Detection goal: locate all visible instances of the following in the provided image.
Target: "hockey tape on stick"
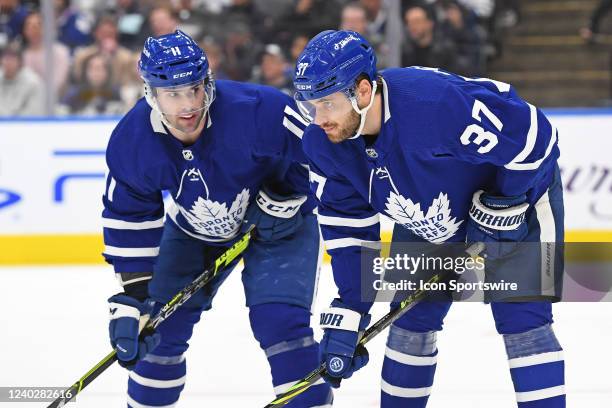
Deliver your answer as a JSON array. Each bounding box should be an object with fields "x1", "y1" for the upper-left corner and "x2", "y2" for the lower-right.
[
  {"x1": 262, "y1": 243, "x2": 484, "y2": 407},
  {"x1": 47, "y1": 226, "x2": 256, "y2": 408}
]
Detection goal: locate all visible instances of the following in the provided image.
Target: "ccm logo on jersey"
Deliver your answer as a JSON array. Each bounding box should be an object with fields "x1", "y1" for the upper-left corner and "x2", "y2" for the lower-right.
[
  {"x1": 469, "y1": 190, "x2": 528, "y2": 231},
  {"x1": 173, "y1": 71, "x2": 192, "y2": 79}
]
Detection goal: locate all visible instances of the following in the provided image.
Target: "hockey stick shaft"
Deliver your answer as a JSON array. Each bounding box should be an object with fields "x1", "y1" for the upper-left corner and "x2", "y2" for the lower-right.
[
  {"x1": 263, "y1": 273, "x2": 438, "y2": 407},
  {"x1": 47, "y1": 227, "x2": 255, "y2": 408},
  {"x1": 264, "y1": 243, "x2": 484, "y2": 407}
]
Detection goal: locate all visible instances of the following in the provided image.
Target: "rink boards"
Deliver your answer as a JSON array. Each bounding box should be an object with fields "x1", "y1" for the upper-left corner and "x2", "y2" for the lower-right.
[{"x1": 0, "y1": 110, "x2": 611, "y2": 264}]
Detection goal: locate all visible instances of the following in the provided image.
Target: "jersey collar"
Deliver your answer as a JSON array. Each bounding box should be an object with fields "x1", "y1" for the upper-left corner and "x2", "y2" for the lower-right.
[{"x1": 381, "y1": 76, "x2": 391, "y2": 124}]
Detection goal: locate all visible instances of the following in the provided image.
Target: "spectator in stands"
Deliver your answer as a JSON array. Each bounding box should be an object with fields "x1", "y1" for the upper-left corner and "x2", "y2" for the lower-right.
[
  {"x1": 61, "y1": 52, "x2": 123, "y2": 115},
  {"x1": 104, "y1": 0, "x2": 148, "y2": 51},
  {"x1": 340, "y1": 2, "x2": 369, "y2": 35},
  {"x1": 402, "y1": 4, "x2": 474, "y2": 75},
  {"x1": 22, "y1": 11, "x2": 71, "y2": 95},
  {"x1": 360, "y1": 0, "x2": 403, "y2": 67},
  {"x1": 148, "y1": 2, "x2": 179, "y2": 38},
  {"x1": 436, "y1": 0, "x2": 484, "y2": 74},
  {"x1": 219, "y1": 0, "x2": 268, "y2": 41},
  {"x1": 55, "y1": 0, "x2": 94, "y2": 51},
  {"x1": 251, "y1": 43, "x2": 292, "y2": 95},
  {"x1": 289, "y1": 33, "x2": 310, "y2": 64},
  {"x1": 273, "y1": 0, "x2": 342, "y2": 44},
  {"x1": 222, "y1": 20, "x2": 263, "y2": 81},
  {"x1": 0, "y1": 0, "x2": 30, "y2": 49},
  {"x1": 580, "y1": 0, "x2": 612, "y2": 44},
  {"x1": 200, "y1": 37, "x2": 229, "y2": 80},
  {"x1": 72, "y1": 14, "x2": 136, "y2": 89},
  {"x1": 455, "y1": 0, "x2": 494, "y2": 21},
  {"x1": 0, "y1": 41, "x2": 44, "y2": 116},
  {"x1": 173, "y1": 0, "x2": 212, "y2": 41}
]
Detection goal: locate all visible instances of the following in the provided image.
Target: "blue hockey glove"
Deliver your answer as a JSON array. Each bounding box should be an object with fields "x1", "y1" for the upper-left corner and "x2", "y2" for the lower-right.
[
  {"x1": 319, "y1": 299, "x2": 371, "y2": 388},
  {"x1": 241, "y1": 187, "x2": 307, "y2": 241},
  {"x1": 108, "y1": 289, "x2": 160, "y2": 370},
  {"x1": 466, "y1": 190, "x2": 529, "y2": 258}
]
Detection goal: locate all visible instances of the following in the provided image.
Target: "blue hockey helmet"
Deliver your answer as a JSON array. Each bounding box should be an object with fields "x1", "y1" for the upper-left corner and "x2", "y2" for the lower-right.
[
  {"x1": 293, "y1": 30, "x2": 378, "y2": 139},
  {"x1": 139, "y1": 30, "x2": 215, "y2": 133},
  {"x1": 139, "y1": 30, "x2": 208, "y2": 88},
  {"x1": 293, "y1": 30, "x2": 377, "y2": 102}
]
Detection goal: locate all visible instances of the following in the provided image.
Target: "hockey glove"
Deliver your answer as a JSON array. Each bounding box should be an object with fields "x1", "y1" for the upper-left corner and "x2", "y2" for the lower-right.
[
  {"x1": 319, "y1": 299, "x2": 371, "y2": 388},
  {"x1": 241, "y1": 187, "x2": 307, "y2": 241},
  {"x1": 108, "y1": 280, "x2": 160, "y2": 370},
  {"x1": 466, "y1": 190, "x2": 529, "y2": 258}
]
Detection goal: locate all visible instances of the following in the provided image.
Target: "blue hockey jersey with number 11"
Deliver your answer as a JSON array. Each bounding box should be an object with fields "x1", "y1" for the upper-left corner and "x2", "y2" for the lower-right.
[
  {"x1": 302, "y1": 67, "x2": 560, "y2": 311},
  {"x1": 101, "y1": 80, "x2": 310, "y2": 274}
]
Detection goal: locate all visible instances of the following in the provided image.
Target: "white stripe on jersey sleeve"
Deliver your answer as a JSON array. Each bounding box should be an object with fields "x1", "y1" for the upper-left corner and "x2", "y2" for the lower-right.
[
  {"x1": 325, "y1": 237, "x2": 381, "y2": 250},
  {"x1": 284, "y1": 105, "x2": 309, "y2": 127},
  {"x1": 107, "y1": 176, "x2": 117, "y2": 202},
  {"x1": 317, "y1": 213, "x2": 379, "y2": 228},
  {"x1": 505, "y1": 103, "x2": 538, "y2": 166},
  {"x1": 283, "y1": 117, "x2": 304, "y2": 139},
  {"x1": 505, "y1": 108, "x2": 557, "y2": 171},
  {"x1": 102, "y1": 217, "x2": 165, "y2": 230}
]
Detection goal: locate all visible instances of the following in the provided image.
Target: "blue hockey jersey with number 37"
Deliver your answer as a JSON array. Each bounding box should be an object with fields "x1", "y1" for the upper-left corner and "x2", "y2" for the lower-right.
[
  {"x1": 302, "y1": 67, "x2": 560, "y2": 311},
  {"x1": 101, "y1": 80, "x2": 310, "y2": 274}
]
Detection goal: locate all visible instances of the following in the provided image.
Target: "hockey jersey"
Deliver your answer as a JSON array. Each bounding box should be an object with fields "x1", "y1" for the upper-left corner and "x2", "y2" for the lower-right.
[
  {"x1": 102, "y1": 80, "x2": 310, "y2": 274},
  {"x1": 302, "y1": 67, "x2": 560, "y2": 312}
]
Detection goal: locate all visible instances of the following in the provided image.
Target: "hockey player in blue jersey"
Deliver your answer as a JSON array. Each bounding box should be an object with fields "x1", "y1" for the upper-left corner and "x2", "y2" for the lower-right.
[
  {"x1": 102, "y1": 30, "x2": 332, "y2": 407},
  {"x1": 293, "y1": 30, "x2": 565, "y2": 407}
]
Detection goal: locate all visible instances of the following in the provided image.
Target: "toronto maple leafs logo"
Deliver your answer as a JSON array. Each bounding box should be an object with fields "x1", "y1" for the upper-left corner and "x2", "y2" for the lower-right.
[
  {"x1": 178, "y1": 188, "x2": 250, "y2": 239},
  {"x1": 385, "y1": 191, "x2": 463, "y2": 243}
]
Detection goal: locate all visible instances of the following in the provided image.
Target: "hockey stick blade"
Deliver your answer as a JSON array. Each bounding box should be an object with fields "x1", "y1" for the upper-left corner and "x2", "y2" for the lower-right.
[
  {"x1": 47, "y1": 226, "x2": 255, "y2": 407},
  {"x1": 263, "y1": 242, "x2": 485, "y2": 407}
]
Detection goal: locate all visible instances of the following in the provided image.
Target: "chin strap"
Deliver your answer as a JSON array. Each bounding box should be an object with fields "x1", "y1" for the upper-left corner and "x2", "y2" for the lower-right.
[
  {"x1": 144, "y1": 83, "x2": 209, "y2": 133},
  {"x1": 349, "y1": 80, "x2": 378, "y2": 140}
]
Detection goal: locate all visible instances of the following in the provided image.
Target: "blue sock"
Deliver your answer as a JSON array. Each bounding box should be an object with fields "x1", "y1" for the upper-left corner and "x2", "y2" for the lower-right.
[
  {"x1": 504, "y1": 324, "x2": 565, "y2": 407},
  {"x1": 381, "y1": 324, "x2": 438, "y2": 408},
  {"x1": 250, "y1": 303, "x2": 333, "y2": 407}
]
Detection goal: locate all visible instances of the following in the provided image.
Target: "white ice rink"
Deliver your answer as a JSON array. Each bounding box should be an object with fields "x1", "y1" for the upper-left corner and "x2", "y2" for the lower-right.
[{"x1": 1, "y1": 264, "x2": 611, "y2": 407}]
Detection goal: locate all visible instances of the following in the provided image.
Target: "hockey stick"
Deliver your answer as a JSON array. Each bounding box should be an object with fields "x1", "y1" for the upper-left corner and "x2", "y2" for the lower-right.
[
  {"x1": 263, "y1": 243, "x2": 484, "y2": 407},
  {"x1": 47, "y1": 226, "x2": 256, "y2": 408}
]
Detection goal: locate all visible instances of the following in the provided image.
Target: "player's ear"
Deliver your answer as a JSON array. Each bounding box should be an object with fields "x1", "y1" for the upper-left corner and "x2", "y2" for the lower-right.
[{"x1": 356, "y1": 78, "x2": 372, "y2": 105}]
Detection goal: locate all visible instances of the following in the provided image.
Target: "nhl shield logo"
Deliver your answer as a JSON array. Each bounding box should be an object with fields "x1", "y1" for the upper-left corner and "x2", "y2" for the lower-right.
[{"x1": 182, "y1": 149, "x2": 194, "y2": 161}]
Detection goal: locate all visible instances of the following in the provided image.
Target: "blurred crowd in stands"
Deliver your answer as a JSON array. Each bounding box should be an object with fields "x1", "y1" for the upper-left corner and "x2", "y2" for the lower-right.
[{"x1": 0, "y1": 0, "x2": 521, "y2": 116}]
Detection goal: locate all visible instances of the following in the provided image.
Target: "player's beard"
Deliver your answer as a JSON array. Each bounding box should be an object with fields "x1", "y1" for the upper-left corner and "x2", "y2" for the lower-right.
[{"x1": 324, "y1": 109, "x2": 361, "y2": 143}]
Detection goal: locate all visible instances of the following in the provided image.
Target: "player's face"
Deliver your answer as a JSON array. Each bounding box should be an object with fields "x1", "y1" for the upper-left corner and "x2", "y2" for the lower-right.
[
  {"x1": 155, "y1": 80, "x2": 209, "y2": 133},
  {"x1": 298, "y1": 91, "x2": 360, "y2": 143}
]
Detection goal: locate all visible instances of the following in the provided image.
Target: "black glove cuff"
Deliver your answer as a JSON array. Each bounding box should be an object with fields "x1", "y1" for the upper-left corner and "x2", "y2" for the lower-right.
[{"x1": 123, "y1": 280, "x2": 149, "y2": 302}]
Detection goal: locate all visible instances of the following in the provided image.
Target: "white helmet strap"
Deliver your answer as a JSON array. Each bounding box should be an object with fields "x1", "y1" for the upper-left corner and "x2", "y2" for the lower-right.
[
  {"x1": 143, "y1": 81, "x2": 210, "y2": 133},
  {"x1": 349, "y1": 79, "x2": 377, "y2": 140}
]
